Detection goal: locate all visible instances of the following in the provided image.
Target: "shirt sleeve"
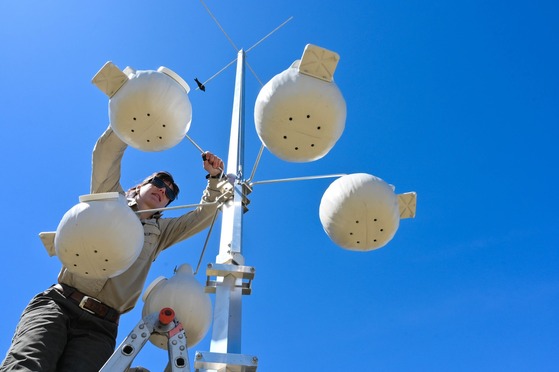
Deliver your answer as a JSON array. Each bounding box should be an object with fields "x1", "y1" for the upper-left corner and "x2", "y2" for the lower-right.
[
  {"x1": 155, "y1": 177, "x2": 223, "y2": 251},
  {"x1": 91, "y1": 126, "x2": 127, "y2": 194}
]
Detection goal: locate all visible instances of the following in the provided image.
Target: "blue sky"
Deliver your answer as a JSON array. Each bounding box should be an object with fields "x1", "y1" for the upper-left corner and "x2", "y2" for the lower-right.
[{"x1": 1, "y1": 0, "x2": 558, "y2": 371}]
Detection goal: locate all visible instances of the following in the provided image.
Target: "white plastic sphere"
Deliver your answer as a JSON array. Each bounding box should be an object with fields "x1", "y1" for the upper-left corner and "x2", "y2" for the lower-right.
[
  {"x1": 319, "y1": 174, "x2": 400, "y2": 251},
  {"x1": 109, "y1": 67, "x2": 191, "y2": 152},
  {"x1": 54, "y1": 193, "x2": 144, "y2": 279},
  {"x1": 142, "y1": 264, "x2": 212, "y2": 349},
  {"x1": 254, "y1": 65, "x2": 346, "y2": 162}
]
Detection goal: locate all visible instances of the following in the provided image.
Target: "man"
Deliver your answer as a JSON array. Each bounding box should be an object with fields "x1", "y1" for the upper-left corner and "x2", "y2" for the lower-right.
[{"x1": 1, "y1": 126, "x2": 225, "y2": 371}]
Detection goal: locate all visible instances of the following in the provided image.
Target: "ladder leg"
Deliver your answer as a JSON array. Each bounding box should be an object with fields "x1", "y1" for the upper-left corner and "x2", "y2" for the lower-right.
[
  {"x1": 100, "y1": 309, "x2": 191, "y2": 372},
  {"x1": 167, "y1": 322, "x2": 190, "y2": 371},
  {"x1": 100, "y1": 313, "x2": 158, "y2": 372}
]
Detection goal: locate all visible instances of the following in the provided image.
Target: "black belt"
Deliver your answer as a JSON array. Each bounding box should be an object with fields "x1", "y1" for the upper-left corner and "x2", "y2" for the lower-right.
[{"x1": 57, "y1": 284, "x2": 120, "y2": 324}]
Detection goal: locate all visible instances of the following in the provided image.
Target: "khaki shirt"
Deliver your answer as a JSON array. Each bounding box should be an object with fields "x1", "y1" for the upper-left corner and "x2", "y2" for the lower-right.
[{"x1": 54, "y1": 127, "x2": 221, "y2": 313}]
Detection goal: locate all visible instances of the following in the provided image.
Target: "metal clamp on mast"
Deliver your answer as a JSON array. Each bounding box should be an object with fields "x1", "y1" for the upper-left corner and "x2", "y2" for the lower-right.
[{"x1": 205, "y1": 263, "x2": 255, "y2": 296}]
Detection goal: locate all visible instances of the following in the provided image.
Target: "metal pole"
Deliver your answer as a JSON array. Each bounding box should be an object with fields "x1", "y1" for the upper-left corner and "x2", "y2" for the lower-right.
[{"x1": 209, "y1": 49, "x2": 246, "y2": 354}]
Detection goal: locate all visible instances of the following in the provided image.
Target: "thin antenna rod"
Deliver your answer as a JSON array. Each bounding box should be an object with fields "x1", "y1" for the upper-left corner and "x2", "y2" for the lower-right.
[
  {"x1": 199, "y1": 0, "x2": 239, "y2": 52},
  {"x1": 133, "y1": 200, "x2": 219, "y2": 215},
  {"x1": 194, "y1": 207, "x2": 220, "y2": 275},
  {"x1": 246, "y1": 16, "x2": 294, "y2": 53},
  {"x1": 245, "y1": 61, "x2": 264, "y2": 87},
  {"x1": 250, "y1": 174, "x2": 347, "y2": 187},
  {"x1": 185, "y1": 133, "x2": 205, "y2": 154},
  {"x1": 198, "y1": 56, "x2": 238, "y2": 89},
  {"x1": 247, "y1": 144, "x2": 265, "y2": 183},
  {"x1": 195, "y1": 16, "x2": 293, "y2": 89},
  {"x1": 243, "y1": 16, "x2": 294, "y2": 87},
  {"x1": 199, "y1": 54, "x2": 263, "y2": 89},
  {"x1": 185, "y1": 133, "x2": 226, "y2": 176}
]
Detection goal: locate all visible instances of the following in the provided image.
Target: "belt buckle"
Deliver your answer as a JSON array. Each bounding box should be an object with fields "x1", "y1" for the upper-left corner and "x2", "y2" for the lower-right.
[{"x1": 79, "y1": 295, "x2": 100, "y2": 315}]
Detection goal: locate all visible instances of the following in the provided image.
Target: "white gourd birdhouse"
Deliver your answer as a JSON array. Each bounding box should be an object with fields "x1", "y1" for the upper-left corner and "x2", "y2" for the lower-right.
[
  {"x1": 92, "y1": 62, "x2": 192, "y2": 152},
  {"x1": 319, "y1": 174, "x2": 417, "y2": 251},
  {"x1": 254, "y1": 44, "x2": 346, "y2": 162},
  {"x1": 54, "y1": 192, "x2": 144, "y2": 279},
  {"x1": 142, "y1": 264, "x2": 212, "y2": 349}
]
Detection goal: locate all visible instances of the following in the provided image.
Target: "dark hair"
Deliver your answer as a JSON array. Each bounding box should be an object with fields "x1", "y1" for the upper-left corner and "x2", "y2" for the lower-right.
[{"x1": 125, "y1": 171, "x2": 180, "y2": 206}]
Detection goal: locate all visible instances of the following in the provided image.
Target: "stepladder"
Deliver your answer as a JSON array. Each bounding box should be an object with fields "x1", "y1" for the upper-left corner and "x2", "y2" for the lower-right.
[{"x1": 100, "y1": 307, "x2": 190, "y2": 372}]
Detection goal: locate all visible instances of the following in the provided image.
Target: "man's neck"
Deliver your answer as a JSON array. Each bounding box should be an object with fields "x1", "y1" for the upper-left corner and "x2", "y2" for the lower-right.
[{"x1": 129, "y1": 197, "x2": 156, "y2": 220}]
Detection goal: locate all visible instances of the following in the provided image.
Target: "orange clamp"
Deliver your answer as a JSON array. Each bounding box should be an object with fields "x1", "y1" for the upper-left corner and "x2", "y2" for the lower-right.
[{"x1": 159, "y1": 307, "x2": 175, "y2": 325}]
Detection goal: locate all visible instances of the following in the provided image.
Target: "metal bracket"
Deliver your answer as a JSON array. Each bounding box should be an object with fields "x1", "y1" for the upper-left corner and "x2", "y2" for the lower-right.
[
  {"x1": 205, "y1": 263, "x2": 255, "y2": 295},
  {"x1": 193, "y1": 351, "x2": 258, "y2": 372},
  {"x1": 241, "y1": 183, "x2": 252, "y2": 213}
]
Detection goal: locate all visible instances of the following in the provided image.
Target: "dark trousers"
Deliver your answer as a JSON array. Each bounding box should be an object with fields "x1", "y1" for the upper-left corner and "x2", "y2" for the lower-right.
[{"x1": 0, "y1": 286, "x2": 118, "y2": 372}]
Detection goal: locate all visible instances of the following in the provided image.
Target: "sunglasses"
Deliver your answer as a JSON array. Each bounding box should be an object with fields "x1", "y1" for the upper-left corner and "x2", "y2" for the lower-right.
[{"x1": 149, "y1": 176, "x2": 176, "y2": 202}]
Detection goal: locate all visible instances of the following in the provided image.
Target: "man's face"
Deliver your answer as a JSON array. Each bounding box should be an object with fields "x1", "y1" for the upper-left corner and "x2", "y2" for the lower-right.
[{"x1": 136, "y1": 178, "x2": 174, "y2": 210}]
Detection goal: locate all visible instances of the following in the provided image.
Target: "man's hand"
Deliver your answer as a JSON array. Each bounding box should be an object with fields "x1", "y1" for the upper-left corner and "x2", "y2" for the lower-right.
[{"x1": 203, "y1": 151, "x2": 224, "y2": 177}]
